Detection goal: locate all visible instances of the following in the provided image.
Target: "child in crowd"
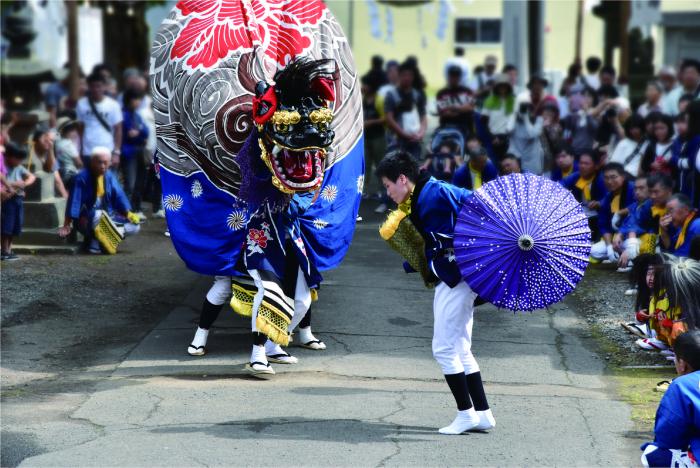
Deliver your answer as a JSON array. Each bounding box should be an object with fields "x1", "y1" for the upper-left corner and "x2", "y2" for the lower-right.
[
  {"x1": 641, "y1": 330, "x2": 700, "y2": 468},
  {"x1": 621, "y1": 254, "x2": 663, "y2": 338},
  {"x1": 54, "y1": 117, "x2": 83, "y2": 189},
  {"x1": 420, "y1": 140, "x2": 459, "y2": 182},
  {"x1": 1, "y1": 142, "x2": 36, "y2": 260},
  {"x1": 550, "y1": 147, "x2": 577, "y2": 183}
]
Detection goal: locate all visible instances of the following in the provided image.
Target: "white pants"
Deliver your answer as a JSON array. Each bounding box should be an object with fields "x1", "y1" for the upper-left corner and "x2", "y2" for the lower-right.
[
  {"x1": 206, "y1": 269, "x2": 311, "y2": 332},
  {"x1": 432, "y1": 281, "x2": 479, "y2": 375},
  {"x1": 590, "y1": 238, "x2": 639, "y2": 262}
]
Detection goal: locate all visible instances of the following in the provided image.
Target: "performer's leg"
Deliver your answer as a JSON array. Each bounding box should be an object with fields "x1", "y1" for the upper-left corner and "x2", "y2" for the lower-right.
[
  {"x1": 456, "y1": 285, "x2": 496, "y2": 430},
  {"x1": 263, "y1": 269, "x2": 306, "y2": 365},
  {"x1": 188, "y1": 276, "x2": 230, "y2": 356},
  {"x1": 433, "y1": 282, "x2": 480, "y2": 435},
  {"x1": 245, "y1": 270, "x2": 274, "y2": 376}
]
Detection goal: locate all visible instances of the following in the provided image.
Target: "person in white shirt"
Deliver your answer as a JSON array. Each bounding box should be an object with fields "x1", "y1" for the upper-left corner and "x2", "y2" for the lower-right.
[
  {"x1": 663, "y1": 59, "x2": 700, "y2": 116},
  {"x1": 581, "y1": 56, "x2": 602, "y2": 91},
  {"x1": 443, "y1": 47, "x2": 471, "y2": 89},
  {"x1": 610, "y1": 114, "x2": 648, "y2": 176},
  {"x1": 76, "y1": 73, "x2": 123, "y2": 168},
  {"x1": 637, "y1": 81, "x2": 664, "y2": 118}
]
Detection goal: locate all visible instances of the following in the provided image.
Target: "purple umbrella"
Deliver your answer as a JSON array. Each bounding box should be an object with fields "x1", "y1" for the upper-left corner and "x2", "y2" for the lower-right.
[{"x1": 454, "y1": 173, "x2": 591, "y2": 311}]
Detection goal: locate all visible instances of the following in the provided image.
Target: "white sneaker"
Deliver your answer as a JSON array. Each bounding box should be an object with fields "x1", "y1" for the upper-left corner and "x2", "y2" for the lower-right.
[
  {"x1": 135, "y1": 211, "x2": 148, "y2": 222},
  {"x1": 153, "y1": 209, "x2": 166, "y2": 219},
  {"x1": 616, "y1": 266, "x2": 632, "y2": 273},
  {"x1": 164, "y1": 230, "x2": 170, "y2": 237},
  {"x1": 438, "y1": 408, "x2": 480, "y2": 435},
  {"x1": 374, "y1": 203, "x2": 388, "y2": 214},
  {"x1": 474, "y1": 409, "x2": 496, "y2": 431},
  {"x1": 624, "y1": 288, "x2": 637, "y2": 296}
]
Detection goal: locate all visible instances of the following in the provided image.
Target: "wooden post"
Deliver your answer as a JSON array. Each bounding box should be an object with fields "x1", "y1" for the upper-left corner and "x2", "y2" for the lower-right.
[
  {"x1": 574, "y1": 0, "x2": 584, "y2": 65},
  {"x1": 65, "y1": 0, "x2": 80, "y2": 102}
]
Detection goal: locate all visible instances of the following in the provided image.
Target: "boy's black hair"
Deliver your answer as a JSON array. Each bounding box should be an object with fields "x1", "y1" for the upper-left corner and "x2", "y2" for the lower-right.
[
  {"x1": 646, "y1": 173, "x2": 673, "y2": 191},
  {"x1": 398, "y1": 61, "x2": 414, "y2": 74},
  {"x1": 623, "y1": 114, "x2": 645, "y2": 139},
  {"x1": 123, "y1": 88, "x2": 144, "y2": 105},
  {"x1": 502, "y1": 64, "x2": 517, "y2": 73},
  {"x1": 680, "y1": 58, "x2": 700, "y2": 74},
  {"x1": 673, "y1": 330, "x2": 700, "y2": 370},
  {"x1": 579, "y1": 149, "x2": 600, "y2": 165},
  {"x1": 600, "y1": 64, "x2": 616, "y2": 76},
  {"x1": 4, "y1": 141, "x2": 28, "y2": 160},
  {"x1": 585, "y1": 56, "x2": 602, "y2": 73},
  {"x1": 602, "y1": 162, "x2": 625, "y2": 176},
  {"x1": 376, "y1": 150, "x2": 419, "y2": 183},
  {"x1": 86, "y1": 72, "x2": 105, "y2": 85}
]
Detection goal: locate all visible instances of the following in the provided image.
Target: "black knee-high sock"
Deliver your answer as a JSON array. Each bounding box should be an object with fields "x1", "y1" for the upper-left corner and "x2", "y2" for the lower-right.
[
  {"x1": 198, "y1": 299, "x2": 224, "y2": 329},
  {"x1": 465, "y1": 371, "x2": 489, "y2": 411},
  {"x1": 252, "y1": 332, "x2": 267, "y2": 346},
  {"x1": 299, "y1": 308, "x2": 311, "y2": 328},
  {"x1": 444, "y1": 373, "x2": 472, "y2": 411}
]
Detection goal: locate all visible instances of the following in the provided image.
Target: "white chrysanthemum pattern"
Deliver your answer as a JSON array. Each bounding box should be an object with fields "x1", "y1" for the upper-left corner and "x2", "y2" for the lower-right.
[
  {"x1": 312, "y1": 218, "x2": 329, "y2": 230},
  {"x1": 191, "y1": 180, "x2": 203, "y2": 198},
  {"x1": 163, "y1": 194, "x2": 184, "y2": 211},
  {"x1": 356, "y1": 175, "x2": 364, "y2": 194},
  {"x1": 226, "y1": 210, "x2": 246, "y2": 231},
  {"x1": 320, "y1": 184, "x2": 338, "y2": 202}
]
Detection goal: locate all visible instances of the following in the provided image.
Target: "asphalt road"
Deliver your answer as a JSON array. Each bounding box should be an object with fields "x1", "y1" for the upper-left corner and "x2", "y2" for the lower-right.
[{"x1": 3, "y1": 206, "x2": 640, "y2": 466}]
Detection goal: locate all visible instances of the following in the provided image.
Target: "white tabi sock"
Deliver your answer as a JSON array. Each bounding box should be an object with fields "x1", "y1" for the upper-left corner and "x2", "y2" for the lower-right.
[
  {"x1": 251, "y1": 344, "x2": 267, "y2": 365},
  {"x1": 299, "y1": 326, "x2": 316, "y2": 344},
  {"x1": 264, "y1": 340, "x2": 284, "y2": 356},
  {"x1": 438, "y1": 408, "x2": 480, "y2": 435},
  {"x1": 475, "y1": 409, "x2": 496, "y2": 431},
  {"x1": 191, "y1": 327, "x2": 209, "y2": 348}
]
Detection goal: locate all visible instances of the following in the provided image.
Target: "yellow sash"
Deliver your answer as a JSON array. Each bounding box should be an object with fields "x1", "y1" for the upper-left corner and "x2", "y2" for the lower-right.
[
  {"x1": 96, "y1": 175, "x2": 105, "y2": 197},
  {"x1": 611, "y1": 192, "x2": 621, "y2": 213},
  {"x1": 469, "y1": 162, "x2": 483, "y2": 190},
  {"x1": 562, "y1": 166, "x2": 573, "y2": 178},
  {"x1": 675, "y1": 212, "x2": 696, "y2": 250},
  {"x1": 575, "y1": 176, "x2": 594, "y2": 201}
]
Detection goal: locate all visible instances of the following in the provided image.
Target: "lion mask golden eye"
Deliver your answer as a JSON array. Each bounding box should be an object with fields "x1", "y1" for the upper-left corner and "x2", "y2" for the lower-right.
[{"x1": 275, "y1": 123, "x2": 290, "y2": 133}]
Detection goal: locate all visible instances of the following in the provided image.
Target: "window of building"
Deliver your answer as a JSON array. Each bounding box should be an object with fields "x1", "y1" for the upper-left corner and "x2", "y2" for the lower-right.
[{"x1": 454, "y1": 18, "x2": 502, "y2": 44}]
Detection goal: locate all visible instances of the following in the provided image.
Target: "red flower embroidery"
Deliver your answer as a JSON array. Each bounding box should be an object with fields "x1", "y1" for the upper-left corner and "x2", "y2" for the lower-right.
[
  {"x1": 171, "y1": 0, "x2": 326, "y2": 70},
  {"x1": 248, "y1": 228, "x2": 268, "y2": 248}
]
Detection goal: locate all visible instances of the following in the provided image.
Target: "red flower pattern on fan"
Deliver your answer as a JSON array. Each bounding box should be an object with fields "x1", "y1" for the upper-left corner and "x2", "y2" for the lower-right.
[{"x1": 171, "y1": 0, "x2": 326, "y2": 70}]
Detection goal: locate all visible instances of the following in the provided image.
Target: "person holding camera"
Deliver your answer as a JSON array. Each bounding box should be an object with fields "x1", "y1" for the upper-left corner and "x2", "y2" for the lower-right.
[{"x1": 507, "y1": 100, "x2": 544, "y2": 175}]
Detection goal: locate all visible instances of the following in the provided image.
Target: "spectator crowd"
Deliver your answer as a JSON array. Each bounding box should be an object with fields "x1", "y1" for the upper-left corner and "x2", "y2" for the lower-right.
[{"x1": 1, "y1": 64, "x2": 162, "y2": 259}]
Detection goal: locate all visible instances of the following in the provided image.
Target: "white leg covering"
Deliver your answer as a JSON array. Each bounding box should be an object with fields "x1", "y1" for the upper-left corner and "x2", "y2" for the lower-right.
[
  {"x1": 205, "y1": 276, "x2": 232, "y2": 306},
  {"x1": 248, "y1": 269, "x2": 266, "y2": 333},
  {"x1": 432, "y1": 281, "x2": 478, "y2": 375},
  {"x1": 590, "y1": 240, "x2": 608, "y2": 261},
  {"x1": 123, "y1": 222, "x2": 140, "y2": 236},
  {"x1": 287, "y1": 267, "x2": 311, "y2": 333}
]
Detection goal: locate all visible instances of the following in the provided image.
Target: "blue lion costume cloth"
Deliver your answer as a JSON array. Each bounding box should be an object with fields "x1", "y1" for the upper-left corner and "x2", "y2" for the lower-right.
[{"x1": 150, "y1": 0, "x2": 364, "y2": 346}]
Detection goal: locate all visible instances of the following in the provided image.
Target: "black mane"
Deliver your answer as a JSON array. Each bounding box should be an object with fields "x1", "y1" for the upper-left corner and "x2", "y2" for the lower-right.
[{"x1": 274, "y1": 57, "x2": 336, "y2": 102}]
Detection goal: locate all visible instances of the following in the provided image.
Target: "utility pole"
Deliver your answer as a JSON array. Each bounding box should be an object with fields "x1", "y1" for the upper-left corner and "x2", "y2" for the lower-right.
[
  {"x1": 618, "y1": 0, "x2": 630, "y2": 84},
  {"x1": 66, "y1": 0, "x2": 80, "y2": 102},
  {"x1": 574, "y1": 0, "x2": 584, "y2": 65}
]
